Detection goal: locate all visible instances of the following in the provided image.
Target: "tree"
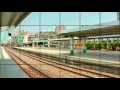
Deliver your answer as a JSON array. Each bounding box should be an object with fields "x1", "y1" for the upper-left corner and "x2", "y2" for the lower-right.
[
  {"x1": 86, "y1": 42, "x2": 93, "y2": 49},
  {"x1": 96, "y1": 41, "x2": 103, "y2": 50},
  {"x1": 111, "y1": 42, "x2": 119, "y2": 50}
]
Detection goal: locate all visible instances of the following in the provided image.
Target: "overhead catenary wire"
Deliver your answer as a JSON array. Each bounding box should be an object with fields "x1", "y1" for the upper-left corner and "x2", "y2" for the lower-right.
[
  {"x1": 2, "y1": 12, "x2": 116, "y2": 44},
  {"x1": 42, "y1": 12, "x2": 104, "y2": 31},
  {"x1": 14, "y1": 12, "x2": 106, "y2": 32},
  {"x1": 19, "y1": 12, "x2": 100, "y2": 31}
]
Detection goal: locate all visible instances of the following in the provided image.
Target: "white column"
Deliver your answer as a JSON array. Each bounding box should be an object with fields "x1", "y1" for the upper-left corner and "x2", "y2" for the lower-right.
[
  {"x1": 48, "y1": 41, "x2": 50, "y2": 48},
  {"x1": 107, "y1": 38, "x2": 109, "y2": 51},
  {"x1": 37, "y1": 42, "x2": 38, "y2": 47},
  {"x1": 58, "y1": 41, "x2": 59, "y2": 49},
  {"x1": 10, "y1": 36, "x2": 11, "y2": 46},
  {"x1": 94, "y1": 38, "x2": 95, "y2": 50},
  {"x1": 117, "y1": 37, "x2": 119, "y2": 42},
  {"x1": 43, "y1": 42, "x2": 44, "y2": 48},
  {"x1": 32, "y1": 42, "x2": 35, "y2": 48}
]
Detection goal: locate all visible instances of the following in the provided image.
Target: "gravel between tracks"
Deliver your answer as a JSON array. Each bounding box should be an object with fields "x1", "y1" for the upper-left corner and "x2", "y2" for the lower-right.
[
  {"x1": 6, "y1": 48, "x2": 88, "y2": 78},
  {"x1": 5, "y1": 47, "x2": 120, "y2": 78}
]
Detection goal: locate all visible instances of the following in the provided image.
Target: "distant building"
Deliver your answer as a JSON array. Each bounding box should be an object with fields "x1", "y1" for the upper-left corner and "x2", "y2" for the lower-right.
[
  {"x1": 16, "y1": 30, "x2": 30, "y2": 44},
  {"x1": 55, "y1": 25, "x2": 66, "y2": 34},
  {"x1": 23, "y1": 35, "x2": 28, "y2": 43},
  {"x1": 17, "y1": 30, "x2": 24, "y2": 35},
  {"x1": 15, "y1": 30, "x2": 58, "y2": 46}
]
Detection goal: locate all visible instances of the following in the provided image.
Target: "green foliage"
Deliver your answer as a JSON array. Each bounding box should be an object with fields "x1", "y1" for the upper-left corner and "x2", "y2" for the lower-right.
[
  {"x1": 103, "y1": 42, "x2": 107, "y2": 49},
  {"x1": 102, "y1": 42, "x2": 112, "y2": 49},
  {"x1": 86, "y1": 42, "x2": 93, "y2": 49},
  {"x1": 86, "y1": 41, "x2": 120, "y2": 51},
  {"x1": 96, "y1": 41, "x2": 103, "y2": 50},
  {"x1": 111, "y1": 42, "x2": 119, "y2": 50},
  {"x1": 117, "y1": 42, "x2": 120, "y2": 46}
]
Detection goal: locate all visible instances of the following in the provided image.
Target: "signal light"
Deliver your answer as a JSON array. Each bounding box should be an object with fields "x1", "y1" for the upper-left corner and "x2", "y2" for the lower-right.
[{"x1": 8, "y1": 33, "x2": 11, "y2": 36}]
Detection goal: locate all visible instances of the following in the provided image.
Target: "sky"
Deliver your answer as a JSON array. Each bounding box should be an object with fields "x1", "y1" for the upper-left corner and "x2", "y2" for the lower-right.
[{"x1": 1, "y1": 12, "x2": 118, "y2": 43}]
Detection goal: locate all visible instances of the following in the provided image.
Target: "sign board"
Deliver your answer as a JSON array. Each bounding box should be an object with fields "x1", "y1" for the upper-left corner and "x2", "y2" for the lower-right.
[{"x1": 17, "y1": 35, "x2": 23, "y2": 43}]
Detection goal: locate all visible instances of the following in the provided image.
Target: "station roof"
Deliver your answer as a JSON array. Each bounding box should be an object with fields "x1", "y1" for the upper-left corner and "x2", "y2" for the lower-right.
[
  {"x1": 0, "y1": 12, "x2": 31, "y2": 31},
  {"x1": 33, "y1": 37, "x2": 79, "y2": 42},
  {"x1": 86, "y1": 34, "x2": 120, "y2": 39},
  {"x1": 34, "y1": 40, "x2": 49, "y2": 43},
  {"x1": 49, "y1": 37, "x2": 79, "y2": 41},
  {"x1": 60, "y1": 21, "x2": 120, "y2": 38}
]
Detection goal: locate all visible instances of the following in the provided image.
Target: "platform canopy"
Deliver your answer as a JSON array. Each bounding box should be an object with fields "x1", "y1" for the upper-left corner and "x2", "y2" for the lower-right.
[
  {"x1": 0, "y1": 12, "x2": 31, "y2": 31},
  {"x1": 35, "y1": 40, "x2": 49, "y2": 43},
  {"x1": 60, "y1": 21, "x2": 120, "y2": 38}
]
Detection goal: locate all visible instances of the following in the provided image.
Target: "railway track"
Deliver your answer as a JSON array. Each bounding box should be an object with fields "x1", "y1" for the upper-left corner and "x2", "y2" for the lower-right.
[
  {"x1": 18, "y1": 52, "x2": 120, "y2": 78},
  {"x1": 5, "y1": 47, "x2": 120, "y2": 78},
  {"x1": 5, "y1": 48, "x2": 50, "y2": 78},
  {"x1": 5, "y1": 47, "x2": 90, "y2": 78},
  {"x1": 16, "y1": 49, "x2": 120, "y2": 78}
]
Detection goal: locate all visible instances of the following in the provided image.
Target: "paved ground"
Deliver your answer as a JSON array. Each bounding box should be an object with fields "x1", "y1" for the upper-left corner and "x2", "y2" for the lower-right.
[
  {"x1": 16, "y1": 47, "x2": 120, "y2": 63},
  {"x1": 0, "y1": 47, "x2": 28, "y2": 78}
]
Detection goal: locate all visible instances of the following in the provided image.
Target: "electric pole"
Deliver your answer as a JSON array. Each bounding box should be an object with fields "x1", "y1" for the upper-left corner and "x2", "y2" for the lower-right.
[{"x1": 117, "y1": 12, "x2": 120, "y2": 20}]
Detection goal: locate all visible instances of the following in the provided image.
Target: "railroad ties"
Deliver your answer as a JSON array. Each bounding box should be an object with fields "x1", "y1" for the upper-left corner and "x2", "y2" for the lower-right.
[{"x1": 4, "y1": 47, "x2": 120, "y2": 78}]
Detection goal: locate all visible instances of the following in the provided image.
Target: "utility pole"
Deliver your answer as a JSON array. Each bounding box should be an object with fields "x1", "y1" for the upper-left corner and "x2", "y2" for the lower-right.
[
  {"x1": 0, "y1": 27, "x2": 1, "y2": 48},
  {"x1": 117, "y1": 12, "x2": 120, "y2": 20},
  {"x1": 0, "y1": 26, "x2": 1, "y2": 47}
]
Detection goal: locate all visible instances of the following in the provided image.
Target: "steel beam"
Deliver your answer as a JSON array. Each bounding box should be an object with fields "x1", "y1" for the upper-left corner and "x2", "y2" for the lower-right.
[
  {"x1": 8, "y1": 12, "x2": 19, "y2": 26},
  {"x1": 15, "y1": 12, "x2": 31, "y2": 27}
]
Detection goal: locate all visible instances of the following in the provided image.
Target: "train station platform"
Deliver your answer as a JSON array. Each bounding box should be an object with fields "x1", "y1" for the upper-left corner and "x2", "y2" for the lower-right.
[
  {"x1": 0, "y1": 46, "x2": 29, "y2": 78},
  {"x1": 15, "y1": 47, "x2": 120, "y2": 64}
]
